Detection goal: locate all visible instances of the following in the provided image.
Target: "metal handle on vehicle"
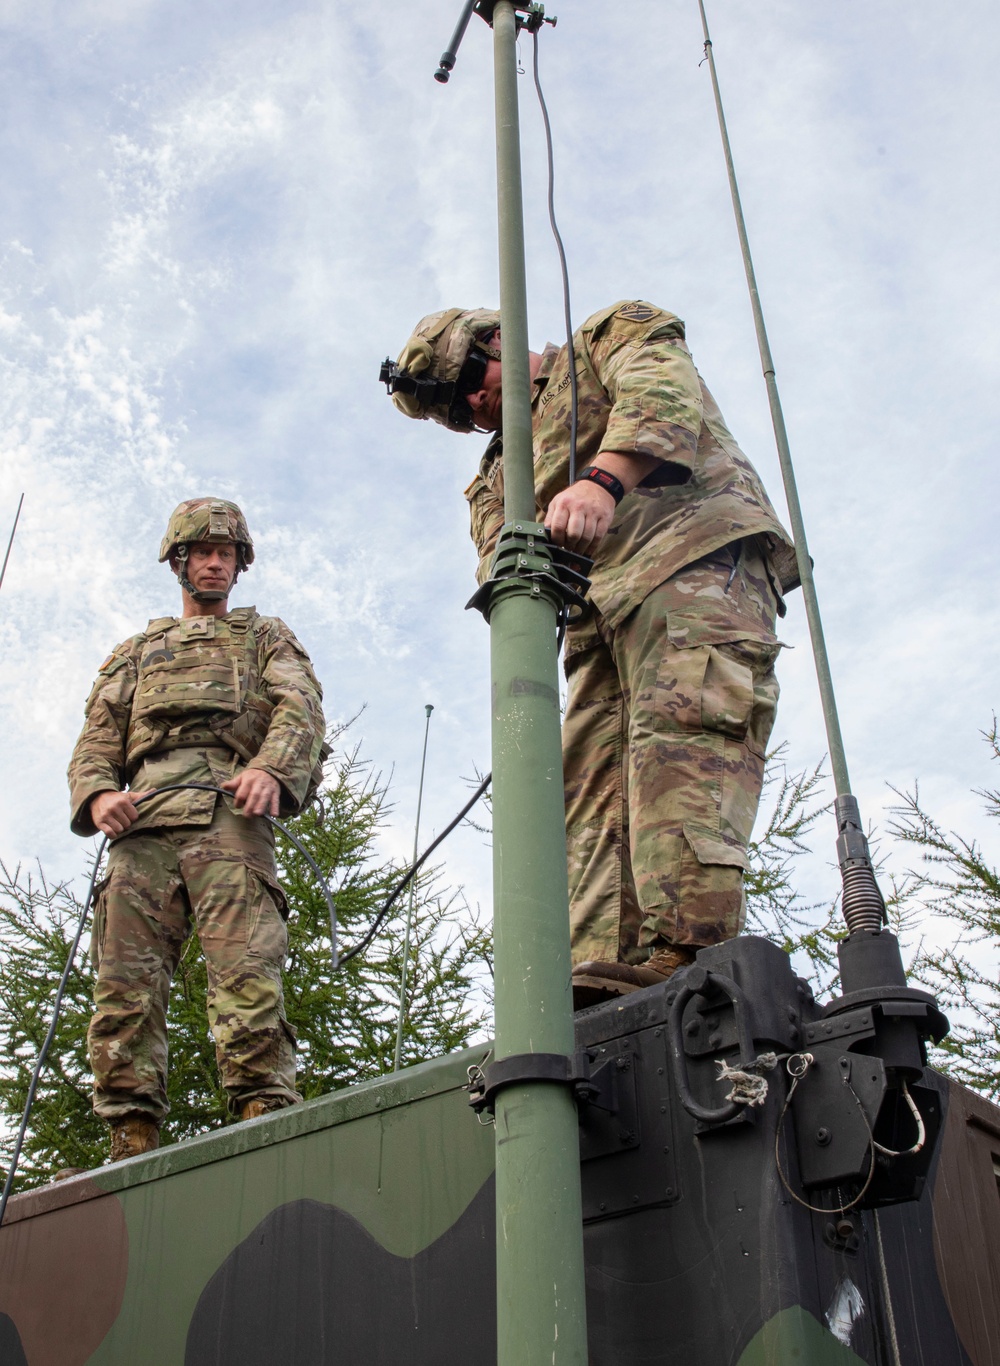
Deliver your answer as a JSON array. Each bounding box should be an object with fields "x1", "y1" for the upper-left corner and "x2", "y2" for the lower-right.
[{"x1": 667, "y1": 967, "x2": 754, "y2": 1125}]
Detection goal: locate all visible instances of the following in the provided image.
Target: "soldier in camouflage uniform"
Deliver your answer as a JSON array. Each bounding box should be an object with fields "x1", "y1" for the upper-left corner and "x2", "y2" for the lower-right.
[
  {"x1": 68, "y1": 499, "x2": 326, "y2": 1161},
  {"x1": 384, "y1": 302, "x2": 799, "y2": 1007}
]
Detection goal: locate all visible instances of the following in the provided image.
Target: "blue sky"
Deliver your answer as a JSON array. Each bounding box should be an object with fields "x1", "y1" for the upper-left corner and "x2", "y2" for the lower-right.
[{"x1": 0, "y1": 0, "x2": 997, "y2": 957}]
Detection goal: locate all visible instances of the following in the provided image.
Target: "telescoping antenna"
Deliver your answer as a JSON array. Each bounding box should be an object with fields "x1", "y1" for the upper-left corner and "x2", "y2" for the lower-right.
[
  {"x1": 697, "y1": 0, "x2": 883, "y2": 936},
  {"x1": 697, "y1": 1, "x2": 946, "y2": 1088},
  {"x1": 433, "y1": 6, "x2": 589, "y2": 1366}
]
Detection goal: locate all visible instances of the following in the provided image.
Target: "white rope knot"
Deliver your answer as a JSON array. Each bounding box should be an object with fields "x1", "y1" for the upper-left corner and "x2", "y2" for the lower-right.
[{"x1": 715, "y1": 1050, "x2": 780, "y2": 1107}]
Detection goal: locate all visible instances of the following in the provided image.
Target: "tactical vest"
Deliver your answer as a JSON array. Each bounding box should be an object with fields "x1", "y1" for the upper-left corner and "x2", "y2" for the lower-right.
[{"x1": 125, "y1": 608, "x2": 275, "y2": 776}]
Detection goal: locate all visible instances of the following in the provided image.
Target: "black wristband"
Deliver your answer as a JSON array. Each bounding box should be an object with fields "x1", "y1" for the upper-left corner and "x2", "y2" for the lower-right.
[{"x1": 576, "y1": 465, "x2": 626, "y2": 506}]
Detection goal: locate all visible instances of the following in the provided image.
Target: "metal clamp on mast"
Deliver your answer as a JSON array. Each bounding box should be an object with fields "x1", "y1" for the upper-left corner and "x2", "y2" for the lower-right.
[
  {"x1": 466, "y1": 1048, "x2": 618, "y2": 1118},
  {"x1": 465, "y1": 520, "x2": 592, "y2": 621}
]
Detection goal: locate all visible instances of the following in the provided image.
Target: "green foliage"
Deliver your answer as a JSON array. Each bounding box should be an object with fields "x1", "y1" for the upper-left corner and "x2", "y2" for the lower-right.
[
  {"x1": 744, "y1": 730, "x2": 1000, "y2": 1100},
  {"x1": 0, "y1": 736, "x2": 490, "y2": 1190},
  {"x1": 743, "y1": 750, "x2": 842, "y2": 988},
  {"x1": 0, "y1": 861, "x2": 105, "y2": 1179},
  {"x1": 5, "y1": 719, "x2": 999, "y2": 1190},
  {"x1": 890, "y1": 721, "x2": 1000, "y2": 1100}
]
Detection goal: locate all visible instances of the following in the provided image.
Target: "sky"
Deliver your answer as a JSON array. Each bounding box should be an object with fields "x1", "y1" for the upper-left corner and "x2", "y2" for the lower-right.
[{"x1": 0, "y1": 0, "x2": 997, "y2": 964}]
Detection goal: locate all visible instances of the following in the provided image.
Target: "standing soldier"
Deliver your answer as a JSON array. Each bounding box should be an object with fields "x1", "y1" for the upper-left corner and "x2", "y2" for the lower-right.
[
  {"x1": 68, "y1": 498, "x2": 327, "y2": 1162},
  {"x1": 382, "y1": 302, "x2": 799, "y2": 1007}
]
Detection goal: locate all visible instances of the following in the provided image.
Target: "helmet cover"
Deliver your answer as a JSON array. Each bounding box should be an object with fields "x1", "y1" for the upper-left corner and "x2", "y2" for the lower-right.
[
  {"x1": 159, "y1": 498, "x2": 254, "y2": 569},
  {"x1": 391, "y1": 307, "x2": 501, "y2": 431}
]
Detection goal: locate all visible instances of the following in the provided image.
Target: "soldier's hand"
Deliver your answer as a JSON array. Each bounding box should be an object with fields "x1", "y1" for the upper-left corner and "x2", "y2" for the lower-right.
[
  {"x1": 222, "y1": 769, "x2": 281, "y2": 818},
  {"x1": 545, "y1": 480, "x2": 617, "y2": 555},
  {"x1": 89, "y1": 789, "x2": 152, "y2": 838}
]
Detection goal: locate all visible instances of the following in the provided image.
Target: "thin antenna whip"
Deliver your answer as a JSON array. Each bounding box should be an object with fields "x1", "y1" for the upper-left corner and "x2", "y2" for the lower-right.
[
  {"x1": 393, "y1": 704, "x2": 434, "y2": 1072},
  {"x1": 696, "y1": 1, "x2": 850, "y2": 797},
  {"x1": 697, "y1": 0, "x2": 887, "y2": 934},
  {"x1": 0, "y1": 493, "x2": 24, "y2": 595}
]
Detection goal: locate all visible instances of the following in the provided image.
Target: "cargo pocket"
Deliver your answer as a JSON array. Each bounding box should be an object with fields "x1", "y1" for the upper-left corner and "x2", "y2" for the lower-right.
[
  {"x1": 663, "y1": 616, "x2": 780, "y2": 755},
  {"x1": 89, "y1": 874, "x2": 111, "y2": 969},
  {"x1": 652, "y1": 641, "x2": 712, "y2": 734},
  {"x1": 706, "y1": 638, "x2": 781, "y2": 757},
  {"x1": 677, "y1": 824, "x2": 749, "y2": 945},
  {"x1": 701, "y1": 644, "x2": 755, "y2": 743},
  {"x1": 245, "y1": 870, "x2": 289, "y2": 964},
  {"x1": 682, "y1": 823, "x2": 749, "y2": 873}
]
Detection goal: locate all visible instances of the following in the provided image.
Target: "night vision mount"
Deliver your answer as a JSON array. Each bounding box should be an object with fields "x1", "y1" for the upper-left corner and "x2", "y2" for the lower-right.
[
  {"x1": 434, "y1": 0, "x2": 555, "y2": 84},
  {"x1": 378, "y1": 358, "x2": 456, "y2": 410}
]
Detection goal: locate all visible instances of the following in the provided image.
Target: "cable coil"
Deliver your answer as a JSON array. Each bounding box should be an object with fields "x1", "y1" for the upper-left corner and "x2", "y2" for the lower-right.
[{"x1": 840, "y1": 862, "x2": 887, "y2": 936}]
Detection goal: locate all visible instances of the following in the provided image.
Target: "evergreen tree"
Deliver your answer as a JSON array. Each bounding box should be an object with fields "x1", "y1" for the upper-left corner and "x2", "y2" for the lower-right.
[
  {"x1": 0, "y1": 737, "x2": 490, "y2": 1190},
  {"x1": 4, "y1": 725, "x2": 998, "y2": 1191},
  {"x1": 890, "y1": 720, "x2": 1000, "y2": 1100},
  {"x1": 742, "y1": 730, "x2": 1000, "y2": 1098}
]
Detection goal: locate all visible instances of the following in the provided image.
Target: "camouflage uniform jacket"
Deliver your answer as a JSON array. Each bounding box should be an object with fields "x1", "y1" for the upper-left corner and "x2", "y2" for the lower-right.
[
  {"x1": 68, "y1": 606, "x2": 326, "y2": 837},
  {"x1": 464, "y1": 300, "x2": 797, "y2": 657}
]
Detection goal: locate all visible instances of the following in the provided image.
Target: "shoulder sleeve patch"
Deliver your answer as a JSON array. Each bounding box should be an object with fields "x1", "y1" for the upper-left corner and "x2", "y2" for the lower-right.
[
  {"x1": 615, "y1": 302, "x2": 659, "y2": 323},
  {"x1": 98, "y1": 654, "x2": 130, "y2": 676}
]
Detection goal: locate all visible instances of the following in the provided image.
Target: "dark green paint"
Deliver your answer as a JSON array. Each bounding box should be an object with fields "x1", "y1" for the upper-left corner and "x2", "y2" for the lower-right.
[{"x1": 83, "y1": 1049, "x2": 493, "y2": 1365}]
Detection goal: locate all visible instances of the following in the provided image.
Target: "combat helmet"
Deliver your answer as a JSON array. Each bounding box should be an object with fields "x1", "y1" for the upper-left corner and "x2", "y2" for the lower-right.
[
  {"x1": 159, "y1": 497, "x2": 254, "y2": 602},
  {"x1": 378, "y1": 307, "x2": 501, "y2": 432}
]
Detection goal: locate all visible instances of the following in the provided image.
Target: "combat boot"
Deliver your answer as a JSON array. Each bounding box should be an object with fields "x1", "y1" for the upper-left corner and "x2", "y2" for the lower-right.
[
  {"x1": 572, "y1": 946, "x2": 696, "y2": 1011},
  {"x1": 108, "y1": 1115, "x2": 160, "y2": 1163},
  {"x1": 240, "y1": 1098, "x2": 283, "y2": 1122}
]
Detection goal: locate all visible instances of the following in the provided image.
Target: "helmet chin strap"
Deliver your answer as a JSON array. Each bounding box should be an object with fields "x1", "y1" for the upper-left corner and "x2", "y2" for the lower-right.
[{"x1": 173, "y1": 545, "x2": 239, "y2": 603}]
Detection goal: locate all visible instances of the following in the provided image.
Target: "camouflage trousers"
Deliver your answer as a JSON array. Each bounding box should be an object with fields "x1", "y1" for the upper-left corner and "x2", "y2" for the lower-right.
[
  {"x1": 88, "y1": 799, "x2": 300, "y2": 1124},
  {"x1": 564, "y1": 538, "x2": 781, "y2": 966}
]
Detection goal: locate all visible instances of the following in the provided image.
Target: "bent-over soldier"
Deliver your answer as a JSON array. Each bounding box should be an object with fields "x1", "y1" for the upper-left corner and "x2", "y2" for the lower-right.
[
  {"x1": 383, "y1": 302, "x2": 800, "y2": 1007},
  {"x1": 68, "y1": 498, "x2": 326, "y2": 1162}
]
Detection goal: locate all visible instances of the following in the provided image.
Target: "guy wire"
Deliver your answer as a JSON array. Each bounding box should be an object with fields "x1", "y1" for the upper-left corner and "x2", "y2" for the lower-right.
[
  {"x1": 0, "y1": 492, "x2": 24, "y2": 595},
  {"x1": 531, "y1": 28, "x2": 579, "y2": 484},
  {"x1": 872, "y1": 1207, "x2": 904, "y2": 1366},
  {"x1": 338, "y1": 771, "x2": 491, "y2": 967},
  {"x1": 696, "y1": 0, "x2": 852, "y2": 798},
  {"x1": 0, "y1": 771, "x2": 492, "y2": 1222}
]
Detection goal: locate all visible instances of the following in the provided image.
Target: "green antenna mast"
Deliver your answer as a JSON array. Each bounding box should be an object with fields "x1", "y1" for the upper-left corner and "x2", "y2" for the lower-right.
[{"x1": 435, "y1": 4, "x2": 589, "y2": 1362}]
